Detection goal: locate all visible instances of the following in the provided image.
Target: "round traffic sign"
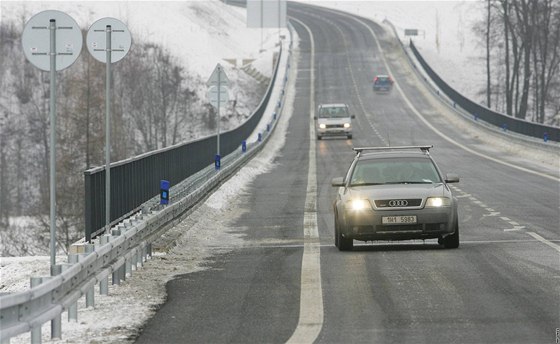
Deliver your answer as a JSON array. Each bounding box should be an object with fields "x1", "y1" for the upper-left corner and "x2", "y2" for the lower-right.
[
  {"x1": 21, "y1": 10, "x2": 83, "y2": 71},
  {"x1": 87, "y1": 17, "x2": 132, "y2": 64}
]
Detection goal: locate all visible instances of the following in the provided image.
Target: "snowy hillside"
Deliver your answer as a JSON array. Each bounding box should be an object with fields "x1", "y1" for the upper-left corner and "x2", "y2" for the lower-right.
[
  {"x1": 1, "y1": 0, "x2": 281, "y2": 81},
  {"x1": 0, "y1": 0, "x2": 287, "y2": 257}
]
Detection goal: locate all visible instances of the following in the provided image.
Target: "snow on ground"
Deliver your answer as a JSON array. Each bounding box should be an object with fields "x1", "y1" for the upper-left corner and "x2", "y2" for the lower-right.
[
  {"x1": 3, "y1": 34, "x2": 298, "y2": 344},
  {"x1": 0, "y1": 0, "x2": 282, "y2": 80},
  {"x1": 0, "y1": 0, "x2": 288, "y2": 256},
  {"x1": 0, "y1": 2, "x2": 298, "y2": 340}
]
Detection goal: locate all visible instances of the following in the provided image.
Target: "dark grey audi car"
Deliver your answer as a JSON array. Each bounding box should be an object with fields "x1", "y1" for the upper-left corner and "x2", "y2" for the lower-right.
[{"x1": 331, "y1": 146, "x2": 460, "y2": 251}]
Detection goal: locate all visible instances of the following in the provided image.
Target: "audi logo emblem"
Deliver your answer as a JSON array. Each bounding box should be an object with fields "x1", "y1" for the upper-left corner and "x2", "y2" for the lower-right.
[{"x1": 388, "y1": 200, "x2": 408, "y2": 207}]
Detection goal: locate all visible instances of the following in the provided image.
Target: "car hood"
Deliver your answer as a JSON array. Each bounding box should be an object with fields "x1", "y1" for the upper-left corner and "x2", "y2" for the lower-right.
[
  {"x1": 346, "y1": 183, "x2": 449, "y2": 200},
  {"x1": 317, "y1": 118, "x2": 351, "y2": 124}
]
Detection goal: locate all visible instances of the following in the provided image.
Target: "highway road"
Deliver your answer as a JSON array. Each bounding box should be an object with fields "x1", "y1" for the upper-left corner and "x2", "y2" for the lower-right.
[{"x1": 136, "y1": 3, "x2": 559, "y2": 343}]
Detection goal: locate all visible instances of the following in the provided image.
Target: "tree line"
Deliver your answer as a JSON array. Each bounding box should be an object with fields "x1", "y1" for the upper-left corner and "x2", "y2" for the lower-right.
[
  {"x1": 0, "y1": 21, "x2": 263, "y2": 254},
  {"x1": 477, "y1": 0, "x2": 560, "y2": 124}
]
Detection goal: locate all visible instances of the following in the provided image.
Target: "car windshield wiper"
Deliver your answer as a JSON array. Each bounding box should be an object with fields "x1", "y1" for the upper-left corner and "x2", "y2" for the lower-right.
[
  {"x1": 394, "y1": 181, "x2": 433, "y2": 184},
  {"x1": 350, "y1": 182, "x2": 387, "y2": 186}
]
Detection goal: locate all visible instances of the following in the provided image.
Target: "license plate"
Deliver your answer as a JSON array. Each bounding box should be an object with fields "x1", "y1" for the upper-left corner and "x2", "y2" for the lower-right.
[{"x1": 382, "y1": 215, "x2": 417, "y2": 225}]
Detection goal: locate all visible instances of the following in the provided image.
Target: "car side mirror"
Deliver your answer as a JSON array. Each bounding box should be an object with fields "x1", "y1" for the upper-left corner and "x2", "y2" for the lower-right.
[
  {"x1": 331, "y1": 177, "x2": 345, "y2": 187},
  {"x1": 314, "y1": 116, "x2": 317, "y2": 120},
  {"x1": 445, "y1": 173, "x2": 460, "y2": 183},
  {"x1": 351, "y1": 115, "x2": 355, "y2": 119}
]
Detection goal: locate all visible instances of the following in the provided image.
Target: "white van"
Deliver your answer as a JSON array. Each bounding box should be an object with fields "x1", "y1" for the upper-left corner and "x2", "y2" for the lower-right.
[{"x1": 314, "y1": 103, "x2": 355, "y2": 140}]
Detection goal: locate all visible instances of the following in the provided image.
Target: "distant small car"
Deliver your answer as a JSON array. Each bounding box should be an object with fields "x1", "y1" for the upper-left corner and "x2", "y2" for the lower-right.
[
  {"x1": 314, "y1": 103, "x2": 355, "y2": 140},
  {"x1": 373, "y1": 75, "x2": 393, "y2": 92},
  {"x1": 331, "y1": 145, "x2": 460, "y2": 251}
]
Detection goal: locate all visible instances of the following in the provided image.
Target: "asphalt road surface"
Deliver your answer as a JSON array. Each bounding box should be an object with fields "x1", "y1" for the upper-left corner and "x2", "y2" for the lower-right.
[{"x1": 136, "y1": 3, "x2": 559, "y2": 343}]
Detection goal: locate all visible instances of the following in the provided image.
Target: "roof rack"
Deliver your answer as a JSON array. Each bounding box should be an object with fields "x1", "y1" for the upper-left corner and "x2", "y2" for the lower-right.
[{"x1": 353, "y1": 145, "x2": 433, "y2": 155}]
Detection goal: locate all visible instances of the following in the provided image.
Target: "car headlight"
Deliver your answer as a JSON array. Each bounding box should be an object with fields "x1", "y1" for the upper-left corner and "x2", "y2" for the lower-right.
[
  {"x1": 345, "y1": 199, "x2": 372, "y2": 211},
  {"x1": 425, "y1": 197, "x2": 451, "y2": 207},
  {"x1": 319, "y1": 123, "x2": 326, "y2": 129},
  {"x1": 343, "y1": 123, "x2": 351, "y2": 128}
]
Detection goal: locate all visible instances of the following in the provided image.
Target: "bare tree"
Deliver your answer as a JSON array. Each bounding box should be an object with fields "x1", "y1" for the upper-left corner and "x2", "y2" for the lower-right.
[
  {"x1": 476, "y1": 0, "x2": 559, "y2": 123},
  {"x1": 486, "y1": 0, "x2": 493, "y2": 108}
]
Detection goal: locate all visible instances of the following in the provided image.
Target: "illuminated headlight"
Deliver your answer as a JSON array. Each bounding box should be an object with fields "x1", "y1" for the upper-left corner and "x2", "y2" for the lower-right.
[
  {"x1": 346, "y1": 199, "x2": 371, "y2": 211},
  {"x1": 426, "y1": 197, "x2": 451, "y2": 207},
  {"x1": 343, "y1": 123, "x2": 351, "y2": 128},
  {"x1": 319, "y1": 123, "x2": 326, "y2": 129}
]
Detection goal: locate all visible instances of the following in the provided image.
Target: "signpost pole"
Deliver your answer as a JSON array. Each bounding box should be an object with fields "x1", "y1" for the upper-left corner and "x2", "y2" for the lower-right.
[
  {"x1": 206, "y1": 63, "x2": 229, "y2": 169},
  {"x1": 217, "y1": 67, "x2": 221, "y2": 157},
  {"x1": 49, "y1": 19, "x2": 57, "y2": 269},
  {"x1": 86, "y1": 18, "x2": 131, "y2": 236},
  {"x1": 23, "y1": 9, "x2": 82, "y2": 272},
  {"x1": 105, "y1": 25, "x2": 112, "y2": 234}
]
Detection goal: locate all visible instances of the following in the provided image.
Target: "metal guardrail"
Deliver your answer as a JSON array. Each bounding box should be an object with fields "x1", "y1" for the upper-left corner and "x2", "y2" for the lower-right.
[
  {"x1": 407, "y1": 40, "x2": 560, "y2": 143},
  {"x1": 0, "y1": 25, "x2": 294, "y2": 343},
  {"x1": 380, "y1": 19, "x2": 560, "y2": 145},
  {"x1": 84, "y1": 45, "x2": 283, "y2": 241}
]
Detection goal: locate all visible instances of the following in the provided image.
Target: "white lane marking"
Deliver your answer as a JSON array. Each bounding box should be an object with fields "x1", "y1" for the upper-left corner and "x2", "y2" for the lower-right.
[
  {"x1": 326, "y1": 9, "x2": 560, "y2": 183},
  {"x1": 286, "y1": 17, "x2": 324, "y2": 344},
  {"x1": 526, "y1": 232, "x2": 560, "y2": 253},
  {"x1": 509, "y1": 221, "x2": 520, "y2": 226},
  {"x1": 461, "y1": 238, "x2": 560, "y2": 244},
  {"x1": 316, "y1": 14, "x2": 389, "y2": 146},
  {"x1": 483, "y1": 212, "x2": 500, "y2": 217},
  {"x1": 503, "y1": 226, "x2": 525, "y2": 232},
  {"x1": 500, "y1": 217, "x2": 511, "y2": 222}
]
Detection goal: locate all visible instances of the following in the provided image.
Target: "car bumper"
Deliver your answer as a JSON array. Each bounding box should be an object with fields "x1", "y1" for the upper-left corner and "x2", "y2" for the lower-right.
[
  {"x1": 317, "y1": 128, "x2": 352, "y2": 137},
  {"x1": 373, "y1": 86, "x2": 392, "y2": 92},
  {"x1": 340, "y1": 207, "x2": 455, "y2": 241}
]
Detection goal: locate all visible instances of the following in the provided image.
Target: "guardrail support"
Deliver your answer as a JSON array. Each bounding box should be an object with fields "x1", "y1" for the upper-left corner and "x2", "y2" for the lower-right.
[
  {"x1": 50, "y1": 265, "x2": 63, "y2": 339},
  {"x1": 112, "y1": 269, "x2": 120, "y2": 285},
  {"x1": 30, "y1": 277, "x2": 43, "y2": 344},
  {"x1": 68, "y1": 302, "x2": 77, "y2": 322},
  {"x1": 86, "y1": 286, "x2": 94, "y2": 308},
  {"x1": 119, "y1": 264, "x2": 126, "y2": 282},
  {"x1": 137, "y1": 249, "x2": 143, "y2": 268},
  {"x1": 51, "y1": 315, "x2": 61, "y2": 339},
  {"x1": 100, "y1": 276, "x2": 109, "y2": 295},
  {"x1": 31, "y1": 325, "x2": 42, "y2": 344},
  {"x1": 131, "y1": 251, "x2": 137, "y2": 271},
  {"x1": 125, "y1": 258, "x2": 132, "y2": 277}
]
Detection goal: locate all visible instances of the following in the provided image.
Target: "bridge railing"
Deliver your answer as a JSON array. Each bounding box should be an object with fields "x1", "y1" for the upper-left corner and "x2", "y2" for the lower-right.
[
  {"x1": 407, "y1": 39, "x2": 559, "y2": 142},
  {"x1": 0, "y1": 25, "x2": 294, "y2": 344},
  {"x1": 85, "y1": 46, "x2": 283, "y2": 241}
]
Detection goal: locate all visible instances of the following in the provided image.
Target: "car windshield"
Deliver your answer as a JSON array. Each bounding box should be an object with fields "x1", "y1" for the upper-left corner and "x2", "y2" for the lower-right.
[
  {"x1": 375, "y1": 76, "x2": 390, "y2": 84},
  {"x1": 350, "y1": 157, "x2": 442, "y2": 186},
  {"x1": 318, "y1": 106, "x2": 349, "y2": 118}
]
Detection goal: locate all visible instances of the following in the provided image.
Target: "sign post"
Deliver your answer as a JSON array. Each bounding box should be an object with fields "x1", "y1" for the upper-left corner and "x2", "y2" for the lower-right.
[
  {"x1": 22, "y1": 10, "x2": 82, "y2": 340},
  {"x1": 22, "y1": 10, "x2": 82, "y2": 272},
  {"x1": 87, "y1": 18, "x2": 131, "y2": 234},
  {"x1": 206, "y1": 64, "x2": 229, "y2": 170}
]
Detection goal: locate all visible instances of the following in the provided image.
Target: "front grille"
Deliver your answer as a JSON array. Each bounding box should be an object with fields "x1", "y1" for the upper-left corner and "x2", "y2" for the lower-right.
[
  {"x1": 374, "y1": 199, "x2": 422, "y2": 208},
  {"x1": 376, "y1": 224, "x2": 423, "y2": 232},
  {"x1": 425, "y1": 223, "x2": 445, "y2": 231},
  {"x1": 326, "y1": 124, "x2": 344, "y2": 129},
  {"x1": 351, "y1": 225, "x2": 375, "y2": 234},
  {"x1": 375, "y1": 224, "x2": 445, "y2": 232}
]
